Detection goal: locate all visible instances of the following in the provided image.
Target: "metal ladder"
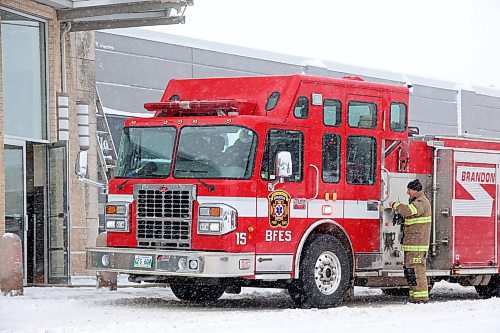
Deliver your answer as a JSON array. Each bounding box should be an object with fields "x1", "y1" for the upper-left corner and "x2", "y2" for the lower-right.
[{"x1": 95, "y1": 88, "x2": 117, "y2": 183}]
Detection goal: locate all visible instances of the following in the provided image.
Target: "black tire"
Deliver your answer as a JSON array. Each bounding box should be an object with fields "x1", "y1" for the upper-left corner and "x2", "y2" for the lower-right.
[
  {"x1": 170, "y1": 283, "x2": 225, "y2": 302},
  {"x1": 288, "y1": 235, "x2": 351, "y2": 308},
  {"x1": 475, "y1": 275, "x2": 500, "y2": 298}
]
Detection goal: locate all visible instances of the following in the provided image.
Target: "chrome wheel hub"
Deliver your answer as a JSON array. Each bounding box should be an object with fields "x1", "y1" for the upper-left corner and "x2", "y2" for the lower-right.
[{"x1": 314, "y1": 251, "x2": 341, "y2": 295}]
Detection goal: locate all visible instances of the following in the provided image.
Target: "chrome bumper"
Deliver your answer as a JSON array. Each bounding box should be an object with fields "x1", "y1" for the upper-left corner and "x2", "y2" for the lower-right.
[{"x1": 87, "y1": 247, "x2": 255, "y2": 277}]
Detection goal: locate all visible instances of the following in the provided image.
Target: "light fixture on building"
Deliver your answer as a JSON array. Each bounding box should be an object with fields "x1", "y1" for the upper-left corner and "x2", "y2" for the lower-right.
[
  {"x1": 77, "y1": 102, "x2": 90, "y2": 151},
  {"x1": 57, "y1": 93, "x2": 69, "y2": 141}
]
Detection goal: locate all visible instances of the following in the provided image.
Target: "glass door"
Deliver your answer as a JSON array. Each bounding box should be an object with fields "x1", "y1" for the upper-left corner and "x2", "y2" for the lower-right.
[
  {"x1": 47, "y1": 143, "x2": 69, "y2": 284},
  {"x1": 4, "y1": 140, "x2": 27, "y2": 284}
]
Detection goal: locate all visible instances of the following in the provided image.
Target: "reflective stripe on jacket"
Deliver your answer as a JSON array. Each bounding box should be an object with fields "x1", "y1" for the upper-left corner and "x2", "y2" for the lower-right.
[{"x1": 393, "y1": 190, "x2": 432, "y2": 250}]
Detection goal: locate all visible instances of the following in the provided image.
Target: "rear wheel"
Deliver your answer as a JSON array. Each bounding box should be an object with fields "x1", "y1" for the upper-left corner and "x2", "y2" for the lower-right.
[
  {"x1": 288, "y1": 235, "x2": 351, "y2": 308},
  {"x1": 170, "y1": 283, "x2": 225, "y2": 302},
  {"x1": 475, "y1": 275, "x2": 500, "y2": 298}
]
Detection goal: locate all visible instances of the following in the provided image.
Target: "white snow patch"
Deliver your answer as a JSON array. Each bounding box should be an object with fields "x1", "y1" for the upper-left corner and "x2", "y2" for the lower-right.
[{"x1": 1, "y1": 281, "x2": 499, "y2": 333}]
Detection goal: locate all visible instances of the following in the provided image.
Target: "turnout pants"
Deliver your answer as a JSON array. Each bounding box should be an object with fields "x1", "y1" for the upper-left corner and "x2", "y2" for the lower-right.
[{"x1": 404, "y1": 251, "x2": 429, "y2": 301}]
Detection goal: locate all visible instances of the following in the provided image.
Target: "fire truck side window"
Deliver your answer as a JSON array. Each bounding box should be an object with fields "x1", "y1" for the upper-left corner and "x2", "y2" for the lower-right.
[
  {"x1": 322, "y1": 133, "x2": 341, "y2": 183},
  {"x1": 293, "y1": 96, "x2": 309, "y2": 119},
  {"x1": 261, "y1": 129, "x2": 303, "y2": 182},
  {"x1": 348, "y1": 101, "x2": 377, "y2": 129},
  {"x1": 390, "y1": 102, "x2": 407, "y2": 132},
  {"x1": 346, "y1": 136, "x2": 376, "y2": 185},
  {"x1": 265, "y1": 91, "x2": 281, "y2": 111},
  {"x1": 323, "y1": 99, "x2": 341, "y2": 126}
]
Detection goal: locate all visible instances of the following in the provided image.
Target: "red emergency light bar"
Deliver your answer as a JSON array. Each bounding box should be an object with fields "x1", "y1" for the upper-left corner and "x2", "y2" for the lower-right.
[{"x1": 144, "y1": 99, "x2": 261, "y2": 117}]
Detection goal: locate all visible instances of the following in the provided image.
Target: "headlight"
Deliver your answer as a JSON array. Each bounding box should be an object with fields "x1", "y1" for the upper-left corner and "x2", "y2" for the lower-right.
[
  {"x1": 105, "y1": 201, "x2": 130, "y2": 232},
  {"x1": 197, "y1": 203, "x2": 237, "y2": 235}
]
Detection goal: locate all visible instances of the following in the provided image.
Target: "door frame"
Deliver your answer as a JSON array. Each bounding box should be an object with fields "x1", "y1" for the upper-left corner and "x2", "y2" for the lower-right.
[
  {"x1": 4, "y1": 138, "x2": 28, "y2": 285},
  {"x1": 46, "y1": 141, "x2": 70, "y2": 284}
]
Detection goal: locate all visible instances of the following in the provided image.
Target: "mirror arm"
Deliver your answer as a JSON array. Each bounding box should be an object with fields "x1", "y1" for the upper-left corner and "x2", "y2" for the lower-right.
[
  {"x1": 267, "y1": 177, "x2": 284, "y2": 191},
  {"x1": 77, "y1": 176, "x2": 106, "y2": 189}
]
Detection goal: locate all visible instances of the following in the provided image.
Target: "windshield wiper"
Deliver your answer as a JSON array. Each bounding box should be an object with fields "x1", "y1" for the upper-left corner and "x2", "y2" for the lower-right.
[
  {"x1": 117, "y1": 178, "x2": 131, "y2": 190},
  {"x1": 175, "y1": 169, "x2": 215, "y2": 192},
  {"x1": 194, "y1": 177, "x2": 215, "y2": 192}
]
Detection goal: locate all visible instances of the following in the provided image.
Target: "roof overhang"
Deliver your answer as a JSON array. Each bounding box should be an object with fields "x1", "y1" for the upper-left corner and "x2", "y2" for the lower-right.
[{"x1": 35, "y1": 0, "x2": 193, "y2": 31}]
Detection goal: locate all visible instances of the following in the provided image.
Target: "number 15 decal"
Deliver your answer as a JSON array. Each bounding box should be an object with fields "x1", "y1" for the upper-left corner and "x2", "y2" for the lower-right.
[{"x1": 236, "y1": 232, "x2": 247, "y2": 245}]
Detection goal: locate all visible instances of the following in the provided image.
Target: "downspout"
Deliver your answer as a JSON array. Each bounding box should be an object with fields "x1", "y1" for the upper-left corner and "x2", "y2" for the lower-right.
[
  {"x1": 60, "y1": 21, "x2": 72, "y2": 284},
  {"x1": 60, "y1": 22, "x2": 71, "y2": 93}
]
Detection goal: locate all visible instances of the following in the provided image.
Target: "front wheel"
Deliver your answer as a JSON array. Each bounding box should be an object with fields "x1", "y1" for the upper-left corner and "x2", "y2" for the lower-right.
[
  {"x1": 170, "y1": 283, "x2": 225, "y2": 302},
  {"x1": 288, "y1": 235, "x2": 351, "y2": 308}
]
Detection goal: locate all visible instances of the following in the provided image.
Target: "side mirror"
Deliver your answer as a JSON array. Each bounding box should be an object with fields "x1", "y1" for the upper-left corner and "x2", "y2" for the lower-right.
[
  {"x1": 276, "y1": 151, "x2": 292, "y2": 178},
  {"x1": 75, "y1": 151, "x2": 88, "y2": 178}
]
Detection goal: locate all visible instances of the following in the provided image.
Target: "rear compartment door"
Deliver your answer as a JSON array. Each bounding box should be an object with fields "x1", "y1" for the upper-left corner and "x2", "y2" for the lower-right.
[{"x1": 452, "y1": 151, "x2": 498, "y2": 268}]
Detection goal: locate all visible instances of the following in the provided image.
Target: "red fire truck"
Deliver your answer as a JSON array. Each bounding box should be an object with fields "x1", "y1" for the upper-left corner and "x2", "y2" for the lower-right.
[{"x1": 86, "y1": 74, "x2": 500, "y2": 308}]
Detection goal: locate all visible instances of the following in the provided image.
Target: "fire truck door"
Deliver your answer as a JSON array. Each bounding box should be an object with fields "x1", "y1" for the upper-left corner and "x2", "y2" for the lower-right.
[
  {"x1": 255, "y1": 126, "x2": 309, "y2": 275},
  {"x1": 452, "y1": 155, "x2": 498, "y2": 268},
  {"x1": 342, "y1": 95, "x2": 383, "y2": 253}
]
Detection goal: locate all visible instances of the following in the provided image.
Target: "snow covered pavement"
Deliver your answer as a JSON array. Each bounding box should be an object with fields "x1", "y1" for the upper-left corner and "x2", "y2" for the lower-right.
[{"x1": 1, "y1": 280, "x2": 499, "y2": 333}]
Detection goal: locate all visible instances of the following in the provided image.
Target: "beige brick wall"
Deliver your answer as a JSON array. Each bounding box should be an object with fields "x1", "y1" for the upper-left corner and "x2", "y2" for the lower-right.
[
  {"x1": 67, "y1": 30, "x2": 98, "y2": 276},
  {"x1": 1, "y1": 1, "x2": 98, "y2": 278},
  {"x1": 0, "y1": 11, "x2": 4, "y2": 236}
]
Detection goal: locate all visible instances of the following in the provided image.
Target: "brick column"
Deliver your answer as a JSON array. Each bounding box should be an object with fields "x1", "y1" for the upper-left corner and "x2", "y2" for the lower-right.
[
  {"x1": 68, "y1": 31, "x2": 99, "y2": 276},
  {"x1": 0, "y1": 12, "x2": 5, "y2": 236}
]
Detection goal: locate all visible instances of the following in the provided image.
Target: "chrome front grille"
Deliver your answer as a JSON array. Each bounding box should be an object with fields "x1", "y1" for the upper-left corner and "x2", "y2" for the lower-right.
[{"x1": 134, "y1": 184, "x2": 196, "y2": 249}]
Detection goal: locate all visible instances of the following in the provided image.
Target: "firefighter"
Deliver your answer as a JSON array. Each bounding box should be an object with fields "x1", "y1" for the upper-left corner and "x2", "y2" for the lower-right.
[{"x1": 389, "y1": 179, "x2": 432, "y2": 303}]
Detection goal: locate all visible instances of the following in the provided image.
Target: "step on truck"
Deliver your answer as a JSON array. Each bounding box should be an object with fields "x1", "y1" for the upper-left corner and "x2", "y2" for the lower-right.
[{"x1": 83, "y1": 74, "x2": 500, "y2": 308}]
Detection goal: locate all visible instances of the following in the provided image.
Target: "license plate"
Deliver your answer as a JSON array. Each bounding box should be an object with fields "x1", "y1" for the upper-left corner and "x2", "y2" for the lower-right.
[{"x1": 133, "y1": 255, "x2": 153, "y2": 268}]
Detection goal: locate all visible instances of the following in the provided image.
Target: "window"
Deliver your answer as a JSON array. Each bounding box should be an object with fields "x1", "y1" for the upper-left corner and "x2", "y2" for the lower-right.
[
  {"x1": 348, "y1": 101, "x2": 377, "y2": 129},
  {"x1": 346, "y1": 136, "x2": 376, "y2": 185},
  {"x1": 1, "y1": 9, "x2": 47, "y2": 140},
  {"x1": 390, "y1": 102, "x2": 407, "y2": 132},
  {"x1": 1, "y1": 10, "x2": 47, "y2": 140},
  {"x1": 323, "y1": 99, "x2": 341, "y2": 126},
  {"x1": 261, "y1": 129, "x2": 304, "y2": 182},
  {"x1": 322, "y1": 134, "x2": 341, "y2": 183},
  {"x1": 116, "y1": 127, "x2": 177, "y2": 178},
  {"x1": 293, "y1": 96, "x2": 309, "y2": 119},
  {"x1": 265, "y1": 91, "x2": 280, "y2": 111},
  {"x1": 174, "y1": 126, "x2": 257, "y2": 179}
]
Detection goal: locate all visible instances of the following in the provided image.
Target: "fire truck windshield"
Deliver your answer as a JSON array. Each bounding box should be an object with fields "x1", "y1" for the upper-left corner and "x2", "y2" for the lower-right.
[
  {"x1": 115, "y1": 126, "x2": 176, "y2": 178},
  {"x1": 173, "y1": 125, "x2": 257, "y2": 179}
]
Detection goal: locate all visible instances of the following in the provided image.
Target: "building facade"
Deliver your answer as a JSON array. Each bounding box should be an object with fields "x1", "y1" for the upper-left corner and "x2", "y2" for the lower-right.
[
  {"x1": 1, "y1": 1, "x2": 191, "y2": 285},
  {"x1": 0, "y1": 0, "x2": 99, "y2": 284}
]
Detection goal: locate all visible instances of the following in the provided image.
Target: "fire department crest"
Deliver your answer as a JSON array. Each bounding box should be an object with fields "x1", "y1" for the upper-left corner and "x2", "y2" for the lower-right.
[{"x1": 268, "y1": 190, "x2": 290, "y2": 228}]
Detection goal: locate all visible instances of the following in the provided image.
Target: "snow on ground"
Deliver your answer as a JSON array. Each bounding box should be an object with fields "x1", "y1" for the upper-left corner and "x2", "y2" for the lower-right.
[{"x1": 0, "y1": 278, "x2": 499, "y2": 333}]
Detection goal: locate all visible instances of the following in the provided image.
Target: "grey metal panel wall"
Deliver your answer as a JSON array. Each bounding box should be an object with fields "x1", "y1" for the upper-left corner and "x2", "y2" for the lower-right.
[
  {"x1": 409, "y1": 85, "x2": 458, "y2": 135},
  {"x1": 96, "y1": 82, "x2": 162, "y2": 114},
  {"x1": 193, "y1": 49, "x2": 300, "y2": 75},
  {"x1": 192, "y1": 65, "x2": 262, "y2": 78},
  {"x1": 96, "y1": 51, "x2": 190, "y2": 89},
  {"x1": 95, "y1": 31, "x2": 500, "y2": 139},
  {"x1": 96, "y1": 32, "x2": 193, "y2": 63},
  {"x1": 462, "y1": 91, "x2": 500, "y2": 138}
]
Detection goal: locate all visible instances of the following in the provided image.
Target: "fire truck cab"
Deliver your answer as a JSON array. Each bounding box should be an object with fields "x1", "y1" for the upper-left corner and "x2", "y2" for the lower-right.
[{"x1": 86, "y1": 75, "x2": 500, "y2": 308}]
